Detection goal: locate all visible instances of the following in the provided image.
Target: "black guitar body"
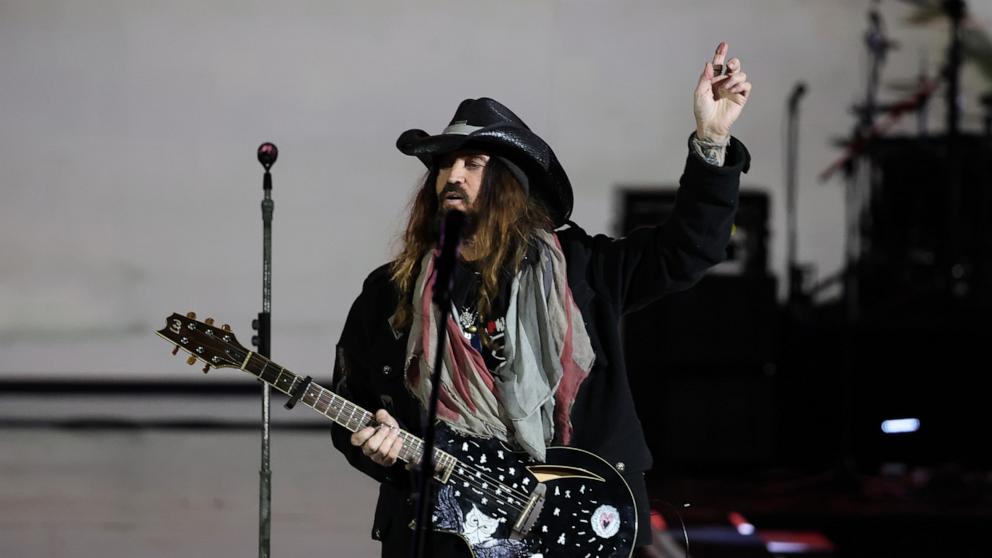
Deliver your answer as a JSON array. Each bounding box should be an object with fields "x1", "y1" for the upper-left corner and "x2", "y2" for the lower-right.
[
  {"x1": 426, "y1": 424, "x2": 637, "y2": 558},
  {"x1": 155, "y1": 313, "x2": 636, "y2": 558}
]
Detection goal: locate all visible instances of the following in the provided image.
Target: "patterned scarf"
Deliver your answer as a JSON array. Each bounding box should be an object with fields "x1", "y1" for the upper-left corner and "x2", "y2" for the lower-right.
[{"x1": 402, "y1": 230, "x2": 594, "y2": 461}]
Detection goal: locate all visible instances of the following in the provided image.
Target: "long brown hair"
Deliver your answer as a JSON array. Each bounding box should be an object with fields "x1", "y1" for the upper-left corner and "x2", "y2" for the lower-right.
[{"x1": 390, "y1": 157, "x2": 552, "y2": 332}]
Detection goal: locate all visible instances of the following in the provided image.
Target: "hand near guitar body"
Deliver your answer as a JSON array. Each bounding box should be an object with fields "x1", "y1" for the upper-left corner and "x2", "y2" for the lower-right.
[{"x1": 351, "y1": 408, "x2": 403, "y2": 466}]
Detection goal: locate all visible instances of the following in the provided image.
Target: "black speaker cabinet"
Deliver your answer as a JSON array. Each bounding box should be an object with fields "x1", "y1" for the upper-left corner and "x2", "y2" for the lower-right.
[
  {"x1": 617, "y1": 187, "x2": 779, "y2": 466},
  {"x1": 617, "y1": 187, "x2": 770, "y2": 277},
  {"x1": 860, "y1": 134, "x2": 992, "y2": 313}
]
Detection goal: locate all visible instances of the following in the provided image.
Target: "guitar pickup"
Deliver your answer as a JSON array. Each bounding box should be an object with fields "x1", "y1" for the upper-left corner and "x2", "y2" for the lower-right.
[{"x1": 510, "y1": 483, "x2": 546, "y2": 539}]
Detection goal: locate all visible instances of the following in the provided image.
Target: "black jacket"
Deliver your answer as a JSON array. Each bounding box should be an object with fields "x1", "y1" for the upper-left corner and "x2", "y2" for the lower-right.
[{"x1": 330, "y1": 136, "x2": 750, "y2": 555}]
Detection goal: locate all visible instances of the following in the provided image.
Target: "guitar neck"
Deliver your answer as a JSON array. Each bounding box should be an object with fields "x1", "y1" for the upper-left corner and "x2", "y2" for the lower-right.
[{"x1": 241, "y1": 351, "x2": 444, "y2": 469}]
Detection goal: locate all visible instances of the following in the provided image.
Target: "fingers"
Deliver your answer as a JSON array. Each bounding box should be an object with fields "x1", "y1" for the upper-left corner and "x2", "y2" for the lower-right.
[
  {"x1": 725, "y1": 57, "x2": 741, "y2": 75},
  {"x1": 350, "y1": 426, "x2": 375, "y2": 447},
  {"x1": 711, "y1": 41, "x2": 728, "y2": 67},
  {"x1": 720, "y1": 71, "x2": 748, "y2": 90},
  {"x1": 700, "y1": 46, "x2": 741, "y2": 100},
  {"x1": 350, "y1": 409, "x2": 403, "y2": 467},
  {"x1": 714, "y1": 72, "x2": 749, "y2": 99},
  {"x1": 375, "y1": 409, "x2": 398, "y2": 428},
  {"x1": 364, "y1": 423, "x2": 402, "y2": 466},
  {"x1": 728, "y1": 82, "x2": 753, "y2": 106}
]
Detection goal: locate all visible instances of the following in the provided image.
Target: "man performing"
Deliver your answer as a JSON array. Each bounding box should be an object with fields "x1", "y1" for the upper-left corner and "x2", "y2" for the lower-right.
[{"x1": 331, "y1": 42, "x2": 752, "y2": 557}]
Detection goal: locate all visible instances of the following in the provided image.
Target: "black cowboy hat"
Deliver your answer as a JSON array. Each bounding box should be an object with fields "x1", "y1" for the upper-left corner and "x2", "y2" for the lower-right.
[{"x1": 396, "y1": 97, "x2": 573, "y2": 227}]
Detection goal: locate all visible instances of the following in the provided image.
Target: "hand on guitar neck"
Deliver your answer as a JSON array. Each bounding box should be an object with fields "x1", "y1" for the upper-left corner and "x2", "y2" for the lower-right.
[{"x1": 351, "y1": 409, "x2": 403, "y2": 467}]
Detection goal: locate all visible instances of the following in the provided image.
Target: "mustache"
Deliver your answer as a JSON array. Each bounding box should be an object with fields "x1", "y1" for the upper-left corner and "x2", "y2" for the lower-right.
[{"x1": 439, "y1": 182, "x2": 467, "y2": 200}]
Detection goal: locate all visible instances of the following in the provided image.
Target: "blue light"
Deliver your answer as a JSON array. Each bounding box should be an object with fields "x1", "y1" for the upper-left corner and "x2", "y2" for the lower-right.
[{"x1": 881, "y1": 418, "x2": 920, "y2": 434}]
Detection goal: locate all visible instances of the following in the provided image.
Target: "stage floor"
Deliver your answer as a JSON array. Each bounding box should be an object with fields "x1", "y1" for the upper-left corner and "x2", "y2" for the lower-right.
[{"x1": 0, "y1": 428, "x2": 381, "y2": 558}]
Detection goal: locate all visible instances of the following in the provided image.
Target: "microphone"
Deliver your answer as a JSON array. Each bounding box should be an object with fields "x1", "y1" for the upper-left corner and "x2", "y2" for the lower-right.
[
  {"x1": 432, "y1": 210, "x2": 466, "y2": 305},
  {"x1": 788, "y1": 82, "x2": 807, "y2": 110},
  {"x1": 257, "y1": 142, "x2": 278, "y2": 170}
]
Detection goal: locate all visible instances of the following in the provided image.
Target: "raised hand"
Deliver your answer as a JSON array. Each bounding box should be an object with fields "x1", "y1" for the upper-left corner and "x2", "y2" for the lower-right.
[{"x1": 694, "y1": 42, "x2": 752, "y2": 143}]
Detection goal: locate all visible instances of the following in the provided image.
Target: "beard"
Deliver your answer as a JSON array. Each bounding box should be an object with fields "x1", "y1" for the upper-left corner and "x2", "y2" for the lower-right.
[{"x1": 436, "y1": 183, "x2": 479, "y2": 237}]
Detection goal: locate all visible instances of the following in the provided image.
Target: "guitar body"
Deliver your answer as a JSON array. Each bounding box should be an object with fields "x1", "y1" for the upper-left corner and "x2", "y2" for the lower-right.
[
  {"x1": 427, "y1": 424, "x2": 637, "y2": 558},
  {"x1": 156, "y1": 313, "x2": 636, "y2": 558}
]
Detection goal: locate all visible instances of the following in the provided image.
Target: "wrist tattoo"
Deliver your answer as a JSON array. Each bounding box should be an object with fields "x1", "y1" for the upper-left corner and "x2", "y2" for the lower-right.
[{"x1": 692, "y1": 134, "x2": 729, "y2": 166}]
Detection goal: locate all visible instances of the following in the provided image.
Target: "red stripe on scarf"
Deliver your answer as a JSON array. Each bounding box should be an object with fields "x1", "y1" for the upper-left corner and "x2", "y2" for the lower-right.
[
  {"x1": 552, "y1": 235, "x2": 591, "y2": 446},
  {"x1": 410, "y1": 255, "x2": 497, "y2": 422}
]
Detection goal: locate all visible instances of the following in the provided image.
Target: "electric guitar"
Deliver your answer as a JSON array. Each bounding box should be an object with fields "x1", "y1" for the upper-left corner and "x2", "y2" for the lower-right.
[{"x1": 157, "y1": 312, "x2": 637, "y2": 558}]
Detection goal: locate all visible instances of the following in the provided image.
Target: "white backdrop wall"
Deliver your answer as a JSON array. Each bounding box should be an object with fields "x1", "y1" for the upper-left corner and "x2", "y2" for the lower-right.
[{"x1": 2, "y1": 0, "x2": 990, "y2": 380}]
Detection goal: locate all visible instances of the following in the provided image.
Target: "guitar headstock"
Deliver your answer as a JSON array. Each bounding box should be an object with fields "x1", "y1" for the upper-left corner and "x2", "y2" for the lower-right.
[{"x1": 156, "y1": 312, "x2": 250, "y2": 374}]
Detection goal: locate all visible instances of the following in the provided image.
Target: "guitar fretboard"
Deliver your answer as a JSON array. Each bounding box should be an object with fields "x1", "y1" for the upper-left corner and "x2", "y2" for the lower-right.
[{"x1": 241, "y1": 351, "x2": 458, "y2": 477}]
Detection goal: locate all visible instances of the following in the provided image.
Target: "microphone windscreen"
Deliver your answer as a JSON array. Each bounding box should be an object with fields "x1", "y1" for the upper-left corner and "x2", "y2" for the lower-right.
[{"x1": 257, "y1": 142, "x2": 279, "y2": 168}]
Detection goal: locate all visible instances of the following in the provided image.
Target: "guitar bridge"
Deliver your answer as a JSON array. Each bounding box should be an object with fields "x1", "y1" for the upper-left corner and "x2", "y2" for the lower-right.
[{"x1": 510, "y1": 483, "x2": 546, "y2": 539}]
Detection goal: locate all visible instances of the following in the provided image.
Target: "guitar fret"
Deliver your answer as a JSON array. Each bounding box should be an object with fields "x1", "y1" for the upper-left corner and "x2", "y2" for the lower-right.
[
  {"x1": 310, "y1": 388, "x2": 320, "y2": 410},
  {"x1": 355, "y1": 409, "x2": 371, "y2": 430},
  {"x1": 256, "y1": 359, "x2": 270, "y2": 381},
  {"x1": 258, "y1": 360, "x2": 281, "y2": 385},
  {"x1": 328, "y1": 392, "x2": 343, "y2": 420},
  {"x1": 273, "y1": 367, "x2": 293, "y2": 394},
  {"x1": 345, "y1": 405, "x2": 358, "y2": 431},
  {"x1": 218, "y1": 341, "x2": 448, "y2": 481},
  {"x1": 240, "y1": 350, "x2": 253, "y2": 370},
  {"x1": 302, "y1": 386, "x2": 318, "y2": 408},
  {"x1": 282, "y1": 372, "x2": 298, "y2": 395}
]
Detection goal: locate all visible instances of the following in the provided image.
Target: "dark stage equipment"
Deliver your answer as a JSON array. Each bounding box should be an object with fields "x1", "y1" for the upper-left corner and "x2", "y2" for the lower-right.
[
  {"x1": 857, "y1": 134, "x2": 992, "y2": 317},
  {"x1": 618, "y1": 188, "x2": 779, "y2": 468}
]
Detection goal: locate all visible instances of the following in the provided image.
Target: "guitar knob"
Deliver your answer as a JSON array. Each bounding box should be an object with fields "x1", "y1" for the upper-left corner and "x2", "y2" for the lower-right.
[
  {"x1": 251, "y1": 335, "x2": 259, "y2": 347},
  {"x1": 171, "y1": 346, "x2": 179, "y2": 356},
  {"x1": 202, "y1": 364, "x2": 210, "y2": 374},
  {"x1": 186, "y1": 355, "x2": 197, "y2": 366},
  {"x1": 222, "y1": 324, "x2": 231, "y2": 331},
  {"x1": 205, "y1": 317, "x2": 215, "y2": 326},
  {"x1": 251, "y1": 319, "x2": 259, "y2": 330},
  {"x1": 186, "y1": 311, "x2": 197, "y2": 319}
]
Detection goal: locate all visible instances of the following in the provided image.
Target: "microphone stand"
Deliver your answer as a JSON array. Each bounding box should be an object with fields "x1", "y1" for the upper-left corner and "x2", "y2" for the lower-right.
[
  {"x1": 253, "y1": 142, "x2": 278, "y2": 558},
  {"x1": 942, "y1": 0, "x2": 967, "y2": 299},
  {"x1": 786, "y1": 82, "x2": 807, "y2": 307},
  {"x1": 412, "y1": 211, "x2": 465, "y2": 558}
]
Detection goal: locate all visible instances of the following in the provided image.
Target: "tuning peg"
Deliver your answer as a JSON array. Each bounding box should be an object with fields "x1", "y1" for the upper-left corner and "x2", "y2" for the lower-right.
[
  {"x1": 251, "y1": 319, "x2": 259, "y2": 330},
  {"x1": 171, "y1": 346, "x2": 179, "y2": 356},
  {"x1": 202, "y1": 364, "x2": 210, "y2": 374},
  {"x1": 251, "y1": 335, "x2": 259, "y2": 347},
  {"x1": 186, "y1": 311, "x2": 197, "y2": 319},
  {"x1": 222, "y1": 324, "x2": 231, "y2": 332},
  {"x1": 186, "y1": 355, "x2": 197, "y2": 366},
  {"x1": 205, "y1": 317, "x2": 215, "y2": 326}
]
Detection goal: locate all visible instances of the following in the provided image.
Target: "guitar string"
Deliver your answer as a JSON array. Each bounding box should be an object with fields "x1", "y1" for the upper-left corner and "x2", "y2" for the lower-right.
[
  {"x1": 245, "y1": 351, "x2": 536, "y2": 503},
  {"x1": 443, "y1": 466, "x2": 529, "y2": 512},
  {"x1": 181, "y1": 328, "x2": 607, "y2": 530},
  {"x1": 443, "y1": 454, "x2": 534, "y2": 502},
  {"x1": 304, "y1": 385, "x2": 534, "y2": 502},
  {"x1": 334, "y1": 422, "x2": 537, "y2": 512},
  {"x1": 444, "y1": 470, "x2": 527, "y2": 515},
  {"x1": 233, "y1": 355, "x2": 529, "y2": 516},
  {"x1": 395, "y1": 428, "x2": 534, "y2": 502},
  {"x1": 250, "y1": 353, "x2": 536, "y2": 506},
  {"x1": 180, "y1": 334, "x2": 624, "y2": 536}
]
